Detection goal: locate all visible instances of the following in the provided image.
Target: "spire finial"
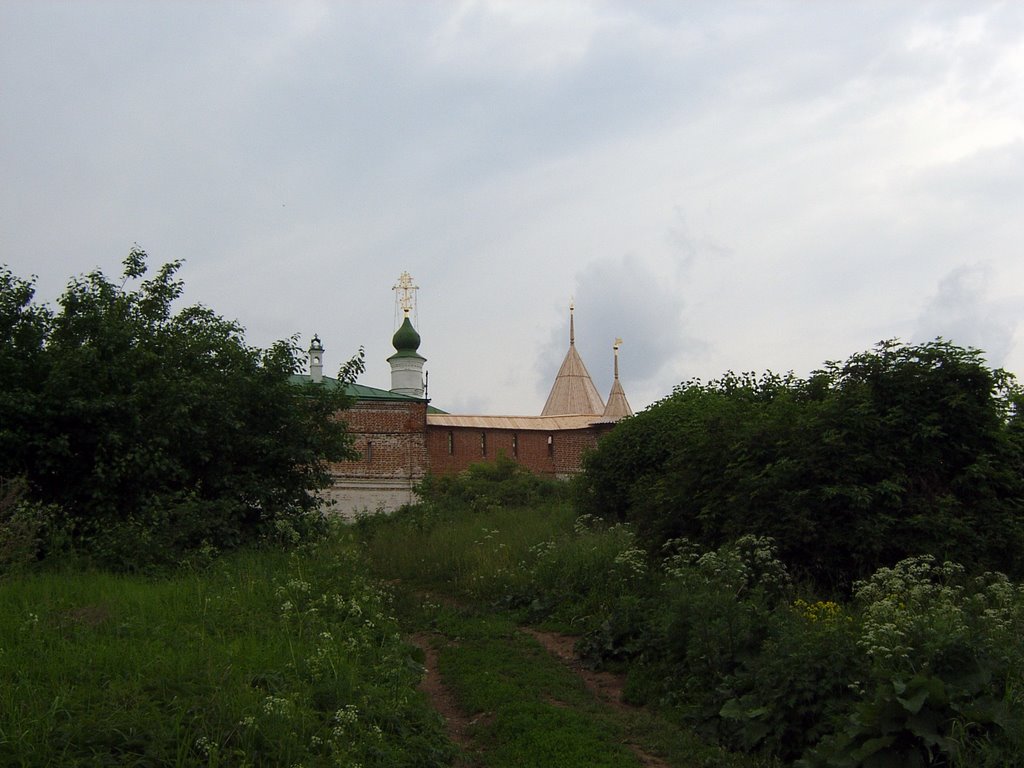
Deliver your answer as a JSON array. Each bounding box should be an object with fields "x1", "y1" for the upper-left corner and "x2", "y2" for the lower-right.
[
  {"x1": 569, "y1": 300, "x2": 575, "y2": 345},
  {"x1": 613, "y1": 337, "x2": 623, "y2": 380}
]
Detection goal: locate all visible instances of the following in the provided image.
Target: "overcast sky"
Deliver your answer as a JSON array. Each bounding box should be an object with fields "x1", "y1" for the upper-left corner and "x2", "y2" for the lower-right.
[{"x1": 3, "y1": 1, "x2": 1023, "y2": 414}]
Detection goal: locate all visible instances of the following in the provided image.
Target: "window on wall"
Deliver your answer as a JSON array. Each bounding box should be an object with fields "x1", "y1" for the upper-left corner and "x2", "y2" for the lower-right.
[
  {"x1": 512, "y1": 433, "x2": 518, "y2": 458},
  {"x1": 547, "y1": 434, "x2": 554, "y2": 457},
  {"x1": 481, "y1": 432, "x2": 487, "y2": 457},
  {"x1": 447, "y1": 431, "x2": 454, "y2": 455},
  {"x1": 366, "y1": 441, "x2": 373, "y2": 462}
]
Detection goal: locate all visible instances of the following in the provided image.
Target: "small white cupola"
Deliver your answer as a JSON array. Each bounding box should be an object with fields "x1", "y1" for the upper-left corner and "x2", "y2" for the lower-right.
[{"x1": 308, "y1": 334, "x2": 324, "y2": 384}]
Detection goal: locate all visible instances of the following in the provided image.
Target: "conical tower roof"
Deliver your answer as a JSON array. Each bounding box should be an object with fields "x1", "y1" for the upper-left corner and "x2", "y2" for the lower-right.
[
  {"x1": 541, "y1": 305, "x2": 605, "y2": 416},
  {"x1": 602, "y1": 339, "x2": 633, "y2": 420}
]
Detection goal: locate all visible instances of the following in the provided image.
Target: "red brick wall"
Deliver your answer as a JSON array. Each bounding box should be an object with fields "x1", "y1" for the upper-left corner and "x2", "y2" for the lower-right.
[
  {"x1": 325, "y1": 397, "x2": 619, "y2": 490},
  {"x1": 328, "y1": 399, "x2": 428, "y2": 480},
  {"x1": 425, "y1": 424, "x2": 615, "y2": 477}
]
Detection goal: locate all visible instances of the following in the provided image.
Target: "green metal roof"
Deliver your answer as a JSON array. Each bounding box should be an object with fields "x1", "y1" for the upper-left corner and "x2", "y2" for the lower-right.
[{"x1": 289, "y1": 374, "x2": 446, "y2": 413}]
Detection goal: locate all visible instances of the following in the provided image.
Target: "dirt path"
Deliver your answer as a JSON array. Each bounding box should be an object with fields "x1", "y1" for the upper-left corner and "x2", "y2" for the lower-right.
[
  {"x1": 520, "y1": 628, "x2": 633, "y2": 713},
  {"x1": 411, "y1": 623, "x2": 671, "y2": 768},
  {"x1": 409, "y1": 633, "x2": 481, "y2": 766},
  {"x1": 521, "y1": 627, "x2": 672, "y2": 768},
  {"x1": 411, "y1": 634, "x2": 471, "y2": 745}
]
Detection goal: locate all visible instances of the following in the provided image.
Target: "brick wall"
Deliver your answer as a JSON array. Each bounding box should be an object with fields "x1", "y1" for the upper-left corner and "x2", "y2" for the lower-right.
[
  {"x1": 425, "y1": 423, "x2": 615, "y2": 477},
  {"x1": 323, "y1": 398, "x2": 619, "y2": 512},
  {"x1": 330, "y1": 399, "x2": 428, "y2": 480}
]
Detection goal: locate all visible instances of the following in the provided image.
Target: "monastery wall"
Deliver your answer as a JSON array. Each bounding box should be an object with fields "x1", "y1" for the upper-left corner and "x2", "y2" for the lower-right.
[
  {"x1": 426, "y1": 424, "x2": 614, "y2": 478},
  {"x1": 320, "y1": 478, "x2": 419, "y2": 519},
  {"x1": 325, "y1": 399, "x2": 428, "y2": 515},
  {"x1": 337, "y1": 399, "x2": 428, "y2": 478},
  {"x1": 309, "y1": 289, "x2": 630, "y2": 511}
]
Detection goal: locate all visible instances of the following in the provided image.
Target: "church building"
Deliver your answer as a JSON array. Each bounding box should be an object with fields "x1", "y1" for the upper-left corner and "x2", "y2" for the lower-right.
[{"x1": 299, "y1": 273, "x2": 632, "y2": 515}]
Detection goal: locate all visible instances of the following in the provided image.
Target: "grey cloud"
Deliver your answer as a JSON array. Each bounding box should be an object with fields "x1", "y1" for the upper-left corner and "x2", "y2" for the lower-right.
[
  {"x1": 536, "y1": 251, "x2": 707, "y2": 410},
  {"x1": 4, "y1": 2, "x2": 1024, "y2": 417},
  {"x1": 914, "y1": 263, "x2": 1022, "y2": 366}
]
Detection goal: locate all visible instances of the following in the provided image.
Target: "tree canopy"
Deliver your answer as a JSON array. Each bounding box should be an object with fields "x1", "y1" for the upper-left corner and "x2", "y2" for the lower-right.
[
  {"x1": 578, "y1": 340, "x2": 1024, "y2": 589},
  {"x1": 1, "y1": 249, "x2": 361, "y2": 570}
]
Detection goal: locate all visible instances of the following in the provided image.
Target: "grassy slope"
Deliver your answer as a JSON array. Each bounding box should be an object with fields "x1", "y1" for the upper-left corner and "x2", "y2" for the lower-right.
[
  {"x1": 360, "y1": 501, "x2": 771, "y2": 768},
  {"x1": 0, "y1": 536, "x2": 451, "y2": 767}
]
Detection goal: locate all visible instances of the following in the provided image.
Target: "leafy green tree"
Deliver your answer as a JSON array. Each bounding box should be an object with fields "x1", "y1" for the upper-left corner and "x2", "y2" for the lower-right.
[
  {"x1": 0, "y1": 249, "x2": 361, "y2": 569},
  {"x1": 0, "y1": 267, "x2": 51, "y2": 483},
  {"x1": 579, "y1": 340, "x2": 1024, "y2": 588}
]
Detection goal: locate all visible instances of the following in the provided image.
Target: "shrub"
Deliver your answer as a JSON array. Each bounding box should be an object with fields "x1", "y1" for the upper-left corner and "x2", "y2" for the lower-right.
[
  {"x1": 0, "y1": 478, "x2": 64, "y2": 574},
  {"x1": 577, "y1": 536, "x2": 792, "y2": 728},
  {"x1": 416, "y1": 455, "x2": 569, "y2": 512},
  {"x1": 579, "y1": 340, "x2": 1024, "y2": 590},
  {"x1": 720, "y1": 599, "x2": 861, "y2": 760},
  {"x1": 800, "y1": 556, "x2": 1024, "y2": 767},
  {"x1": 0, "y1": 252, "x2": 361, "y2": 570}
]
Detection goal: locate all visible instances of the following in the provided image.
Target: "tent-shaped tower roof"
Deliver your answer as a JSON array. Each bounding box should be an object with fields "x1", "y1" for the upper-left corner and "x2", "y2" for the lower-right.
[
  {"x1": 541, "y1": 304, "x2": 606, "y2": 417},
  {"x1": 602, "y1": 338, "x2": 633, "y2": 420}
]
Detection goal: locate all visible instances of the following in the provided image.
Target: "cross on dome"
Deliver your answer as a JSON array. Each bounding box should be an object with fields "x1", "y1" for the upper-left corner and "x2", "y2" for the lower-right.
[{"x1": 393, "y1": 271, "x2": 418, "y2": 316}]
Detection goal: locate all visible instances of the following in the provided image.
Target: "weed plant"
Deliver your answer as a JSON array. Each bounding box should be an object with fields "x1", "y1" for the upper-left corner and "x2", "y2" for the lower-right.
[
  {"x1": 358, "y1": 463, "x2": 1024, "y2": 767},
  {"x1": 0, "y1": 528, "x2": 452, "y2": 767}
]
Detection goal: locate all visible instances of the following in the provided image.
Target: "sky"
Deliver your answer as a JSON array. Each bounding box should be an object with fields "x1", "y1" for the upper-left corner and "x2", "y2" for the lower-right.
[{"x1": 3, "y1": 1, "x2": 1024, "y2": 415}]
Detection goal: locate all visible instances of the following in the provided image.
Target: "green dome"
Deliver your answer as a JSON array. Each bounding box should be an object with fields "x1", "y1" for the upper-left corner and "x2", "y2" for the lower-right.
[{"x1": 392, "y1": 316, "x2": 421, "y2": 354}]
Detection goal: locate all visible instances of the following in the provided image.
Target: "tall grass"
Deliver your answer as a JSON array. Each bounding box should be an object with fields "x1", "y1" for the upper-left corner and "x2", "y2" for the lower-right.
[
  {"x1": 359, "y1": 499, "x2": 564, "y2": 587},
  {"x1": 0, "y1": 530, "x2": 452, "y2": 767}
]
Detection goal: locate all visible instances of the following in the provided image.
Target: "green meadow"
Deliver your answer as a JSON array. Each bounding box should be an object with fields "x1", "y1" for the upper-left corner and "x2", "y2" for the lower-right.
[
  {"x1": 0, "y1": 532, "x2": 451, "y2": 767},
  {"x1": 4, "y1": 464, "x2": 1023, "y2": 766}
]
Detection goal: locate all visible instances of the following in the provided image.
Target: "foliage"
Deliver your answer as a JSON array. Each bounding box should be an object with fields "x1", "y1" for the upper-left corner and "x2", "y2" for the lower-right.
[
  {"x1": 578, "y1": 339, "x2": 1024, "y2": 589},
  {"x1": 0, "y1": 478, "x2": 66, "y2": 574},
  {"x1": 0, "y1": 250, "x2": 362, "y2": 570},
  {"x1": 607, "y1": 537, "x2": 797, "y2": 726},
  {"x1": 0, "y1": 530, "x2": 454, "y2": 766},
  {"x1": 800, "y1": 556, "x2": 1024, "y2": 767},
  {"x1": 359, "y1": 491, "x2": 581, "y2": 607},
  {"x1": 364, "y1": 508, "x2": 768, "y2": 768},
  {"x1": 719, "y1": 598, "x2": 859, "y2": 761},
  {"x1": 416, "y1": 455, "x2": 570, "y2": 513},
  {"x1": 361, "y1": 487, "x2": 1024, "y2": 767}
]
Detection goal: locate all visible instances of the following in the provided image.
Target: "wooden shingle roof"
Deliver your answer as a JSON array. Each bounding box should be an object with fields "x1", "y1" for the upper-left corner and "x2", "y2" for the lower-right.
[{"x1": 541, "y1": 343, "x2": 606, "y2": 416}]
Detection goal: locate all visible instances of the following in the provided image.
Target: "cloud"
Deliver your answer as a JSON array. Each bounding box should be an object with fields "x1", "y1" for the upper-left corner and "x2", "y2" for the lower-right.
[
  {"x1": 914, "y1": 263, "x2": 1022, "y2": 366},
  {"x1": 4, "y1": 1, "x2": 1024, "y2": 415},
  {"x1": 535, "y1": 242, "x2": 709, "y2": 412}
]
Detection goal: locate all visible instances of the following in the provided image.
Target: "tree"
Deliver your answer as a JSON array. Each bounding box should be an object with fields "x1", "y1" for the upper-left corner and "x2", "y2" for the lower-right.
[
  {"x1": 0, "y1": 248, "x2": 361, "y2": 569},
  {"x1": 0, "y1": 267, "x2": 51, "y2": 482},
  {"x1": 579, "y1": 340, "x2": 1024, "y2": 589}
]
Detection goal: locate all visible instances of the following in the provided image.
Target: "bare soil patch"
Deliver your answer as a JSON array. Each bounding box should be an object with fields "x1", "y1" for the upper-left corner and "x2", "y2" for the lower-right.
[
  {"x1": 59, "y1": 604, "x2": 112, "y2": 629},
  {"x1": 521, "y1": 627, "x2": 672, "y2": 768},
  {"x1": 521, "y1": 628, "x2": 631, "y2": 710},
  {"x1": 409, "y1": 633, "x2": 484, "y2": 766},
  {"x1": 406, "y1": 589, "x2": 671, "y2": 767}
]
